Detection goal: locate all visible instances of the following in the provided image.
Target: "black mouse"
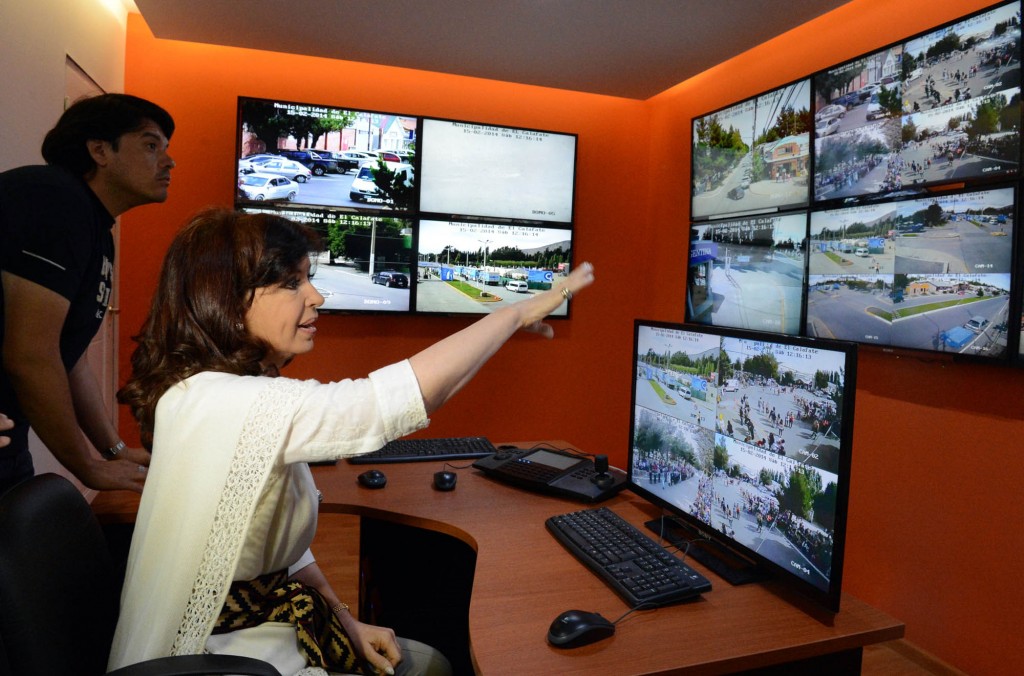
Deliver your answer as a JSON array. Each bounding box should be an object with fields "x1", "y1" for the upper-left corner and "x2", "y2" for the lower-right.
[
  {"x1": 357, "y1": 469, "x2": 387, "y2": 489},
  {"x1": 433, "y1": 470, "x2": 457, "y2": 491},
  {"x1": 547, "y1": 609, "x2": 615, "y2": 648}
]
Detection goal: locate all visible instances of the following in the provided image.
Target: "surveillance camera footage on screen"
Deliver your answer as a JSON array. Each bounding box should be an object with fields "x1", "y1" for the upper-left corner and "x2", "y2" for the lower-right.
[
  {"x1": 687, "y1": 0, "x2": 1023, "y2": 364},
  {"x1": 628, "y1": 320, "x2": 857, "y2": 611},
  {"x1": 233, "y1": 96, "x2": 578, "y2": 317},
  {"x1": 691, "y1": 79, "x2": 812, "y2": 222},
  {"x1": 807, "y1": 186, "x2": 1014, "y2": 357}
]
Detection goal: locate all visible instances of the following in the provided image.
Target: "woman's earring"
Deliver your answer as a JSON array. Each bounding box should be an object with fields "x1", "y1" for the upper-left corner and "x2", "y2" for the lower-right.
[{"x1": 235, "y1": 322, "x2": 244, "y2": 330}]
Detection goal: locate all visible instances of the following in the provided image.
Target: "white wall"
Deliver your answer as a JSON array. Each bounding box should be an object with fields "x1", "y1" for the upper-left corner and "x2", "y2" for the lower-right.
[
  {"x1": 0, "y1": 0, "x2": 130, "y2": 170},
  {"x1": 0, "y1": 0, "x2": 131, "y2": 493}
]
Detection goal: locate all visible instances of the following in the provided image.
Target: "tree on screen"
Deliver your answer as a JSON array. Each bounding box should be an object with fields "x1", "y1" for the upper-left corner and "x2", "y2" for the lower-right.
[
  {"x1": 815, "y1": 61, "x2": 863, "y2": 103},
  {"x1": 291, "y1": 109, "x2": 357, "y2": 150},
  {"x1": 241, "y1": 99, "x2": 356, "y2": 154},
  {"x1": 369, "y1": 159, "x2": 416, "y2": 211},
  {"x1": 693, "y1": 115, "x2": 748, "y2": 191}
]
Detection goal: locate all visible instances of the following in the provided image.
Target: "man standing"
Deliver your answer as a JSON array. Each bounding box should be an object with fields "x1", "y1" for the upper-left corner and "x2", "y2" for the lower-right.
[{"x1": 0, "y1": 94, "x2": 175, "y2": 494}]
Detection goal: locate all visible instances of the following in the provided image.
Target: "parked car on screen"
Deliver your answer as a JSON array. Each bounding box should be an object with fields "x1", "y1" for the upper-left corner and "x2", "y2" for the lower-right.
[
  {"x1": 349, "y1": 163, "x2": 413, "y2": 203},
  {"x1": 857, "y1": 84, "x2": 881, "y2": 101},
  {"x1": 816, "y1": 117, "x2": 841, "y2": 136},
  {"x1": 237, "y1": 173, "x2": 299, "y2": 201},
  {"x1": 359, "y1": 150, "x2": 408, "y2": 171},
  {"x1": 815, "y1": 104, "x2": 846, "y2": 122},
  {"x1": 336, "y1": 151, "x2": 373, "y2": 173},
  {"x1": 964, "y1": 316, "x2": 990, "y2": 333},
  {"x1": 252, "y1": 158, "x2": 312, "y2": 183},
  {"x1": 505, "y1": 280, "x2": 528, "y2": 293},
  {"x1": 855, "y1": 247, "x2": 869, "y2": 257},
  {"x1": 238, "y1": 154, "x2": 280, "y2": 174},
  {"x1": 834, "y1": 92, "x2": 859, "y2": 107},
  {"x1": 866, "y1": 93, "x2": 887, "y2": 120},
  {"x1": 278, "y1": 149, "x2": 339, "y2": 176},
  {"x1": 371, "y1": 270, "x2": 409, "y2": 288}
]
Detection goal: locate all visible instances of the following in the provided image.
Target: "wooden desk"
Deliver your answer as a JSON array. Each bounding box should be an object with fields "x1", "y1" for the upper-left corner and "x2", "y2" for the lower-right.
[{"x1": 93, "y1": 443, "x2": 904, "y2": 675}]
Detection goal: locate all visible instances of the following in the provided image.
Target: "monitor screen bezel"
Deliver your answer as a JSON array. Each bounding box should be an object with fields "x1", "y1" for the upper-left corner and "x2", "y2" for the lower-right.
[{"x1": 627, "y1": 319, "x2": 858, "y2": 613}]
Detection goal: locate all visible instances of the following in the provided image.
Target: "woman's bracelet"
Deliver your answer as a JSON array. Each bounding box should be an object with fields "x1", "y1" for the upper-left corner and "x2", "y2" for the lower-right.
[{"x1": 331, "y1": 601, "x2": 350, "y2": 614}]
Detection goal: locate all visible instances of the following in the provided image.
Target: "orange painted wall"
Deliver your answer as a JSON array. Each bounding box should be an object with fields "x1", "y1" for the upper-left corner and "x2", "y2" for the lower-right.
[
  {"x1": 647, "y1": 0, "x2": 1023, "y2": 673},
  {"x1": 120, "y1": 17, "x2": 655, "y2": 462},
  {"x1": 121, "y1": 1, "x2": 1022, "y2": 672}
]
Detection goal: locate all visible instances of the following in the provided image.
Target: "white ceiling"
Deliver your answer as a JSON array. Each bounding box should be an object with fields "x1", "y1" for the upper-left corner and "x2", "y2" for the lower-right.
[{"x1": 133, "y1": 0, "x2": 851, "y2": 100}]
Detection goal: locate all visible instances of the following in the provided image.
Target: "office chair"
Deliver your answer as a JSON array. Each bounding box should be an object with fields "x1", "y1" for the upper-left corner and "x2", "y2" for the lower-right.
[{"x1": 0, "y1": 473, "x2": 281, "y2": 676}]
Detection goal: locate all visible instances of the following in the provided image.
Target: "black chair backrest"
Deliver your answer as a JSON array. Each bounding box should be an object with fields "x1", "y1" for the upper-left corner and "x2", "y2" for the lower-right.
[{"x1": 0, "y1": 473, "x2": 120, "y2": 676}]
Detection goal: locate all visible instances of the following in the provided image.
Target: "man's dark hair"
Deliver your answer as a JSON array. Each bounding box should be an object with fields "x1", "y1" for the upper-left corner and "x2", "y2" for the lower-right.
[{"x1": 41, "y1": 93, "x2": 175, "y2": 177}]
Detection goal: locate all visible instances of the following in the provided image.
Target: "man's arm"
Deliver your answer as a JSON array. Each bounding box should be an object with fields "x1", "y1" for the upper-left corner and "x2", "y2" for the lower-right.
[
  {"x1": 1, "y1": 272, "x2": 145, "y2": 491},
  {"x1": 68, "y1": 355, "x2": 150, "y2": 467}
]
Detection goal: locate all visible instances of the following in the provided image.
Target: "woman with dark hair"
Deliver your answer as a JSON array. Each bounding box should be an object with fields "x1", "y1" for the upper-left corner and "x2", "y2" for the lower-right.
[{"x1": 110, "y1": 208, "x2": 594, "y2": 676}]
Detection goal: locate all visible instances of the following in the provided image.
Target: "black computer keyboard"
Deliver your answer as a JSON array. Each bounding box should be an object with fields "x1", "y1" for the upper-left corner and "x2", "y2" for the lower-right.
[
  {"x1": 347, "y1": 436, "x2": 498, "y2": 464},
  {"x1": 546, "y1": 506, "x2": 712, "y2": 607}
]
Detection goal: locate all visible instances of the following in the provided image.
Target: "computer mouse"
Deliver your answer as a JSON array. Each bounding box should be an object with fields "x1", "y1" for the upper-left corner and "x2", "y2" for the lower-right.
[
  {"x1": 547, "y1": 609, "x2": 615, "y2": 648},
  {"x1": 357, "y1": 469, "x2": 387, "y2": 489},
  {"x1": 433, "y1": 470, "x2": 457, "y2": 491}
]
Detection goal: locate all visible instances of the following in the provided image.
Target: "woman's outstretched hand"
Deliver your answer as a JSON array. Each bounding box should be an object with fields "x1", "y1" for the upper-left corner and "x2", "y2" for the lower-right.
[
  {"x1": 518, "y1": 261, "x2": 595, "y2": 337},
  {"x1": 408, "y1": 261, "x2": 595, "y2": 414}
]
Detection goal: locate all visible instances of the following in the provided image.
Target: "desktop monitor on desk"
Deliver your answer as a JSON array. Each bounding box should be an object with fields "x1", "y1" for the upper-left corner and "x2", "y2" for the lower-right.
[{"x1": 628, "y1": 319, "x2": 858, "y2": 612}]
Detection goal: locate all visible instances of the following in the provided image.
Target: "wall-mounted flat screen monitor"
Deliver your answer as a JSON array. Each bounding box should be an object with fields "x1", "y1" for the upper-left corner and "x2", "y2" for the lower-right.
[
  {"x1": 686, "y1": 212, "x2": 809, "y2": 335},
  {"x1": 806, "y1": 184, "x2": 1016, "y2": 360},
  {"x1": 813, "y1": 0, "x2": 1021, "y2": 206},
  {"x1": 691, "y1": 79, "x2": 812, "y2": 222},
  {"x1": 234, "y1": 99, "x2": 578, "y2": 318},
  {"x1": 241, "y1": 206, "x2": 414, "y2": 314},
  {"x1": 628, "y1": 320, "x2": 857, "y2": 612},
  {"x1": 414, "y1": 219, "x2": 573, "y2": 316},
  {"x1": 419, "y1": 118, "x2": 577, "y2": 224},
  {"x1": 235, "y1": 96, "x2": 419, "y2": 216}
]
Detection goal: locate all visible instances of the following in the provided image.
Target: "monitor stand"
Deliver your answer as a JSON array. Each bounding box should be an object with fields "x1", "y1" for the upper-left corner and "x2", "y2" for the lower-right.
[{"x1": 645, "y1": 515, "x2": 766, "y2": 586}]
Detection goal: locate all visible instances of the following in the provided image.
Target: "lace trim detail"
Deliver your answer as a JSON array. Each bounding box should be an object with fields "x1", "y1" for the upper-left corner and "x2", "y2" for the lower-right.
[{"x1": 171, "y1": 378, "x2": 309, "y2": 655}]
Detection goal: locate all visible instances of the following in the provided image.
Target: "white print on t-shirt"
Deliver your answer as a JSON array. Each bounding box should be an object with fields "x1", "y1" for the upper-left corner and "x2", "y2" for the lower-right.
[{"x1": 95, "y1": 254, "x2": 113, "y2": 312}]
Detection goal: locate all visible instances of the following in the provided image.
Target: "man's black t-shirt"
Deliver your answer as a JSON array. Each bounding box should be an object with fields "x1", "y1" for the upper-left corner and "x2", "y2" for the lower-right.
[{"x1": 0, "y1": 165, "x2": 115, "y2": 483}]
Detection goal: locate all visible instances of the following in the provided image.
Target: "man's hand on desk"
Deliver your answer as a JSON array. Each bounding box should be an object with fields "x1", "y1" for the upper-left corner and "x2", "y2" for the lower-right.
[{"x1": 80, "y1": 445, "x2": 151, "y2": 493}]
